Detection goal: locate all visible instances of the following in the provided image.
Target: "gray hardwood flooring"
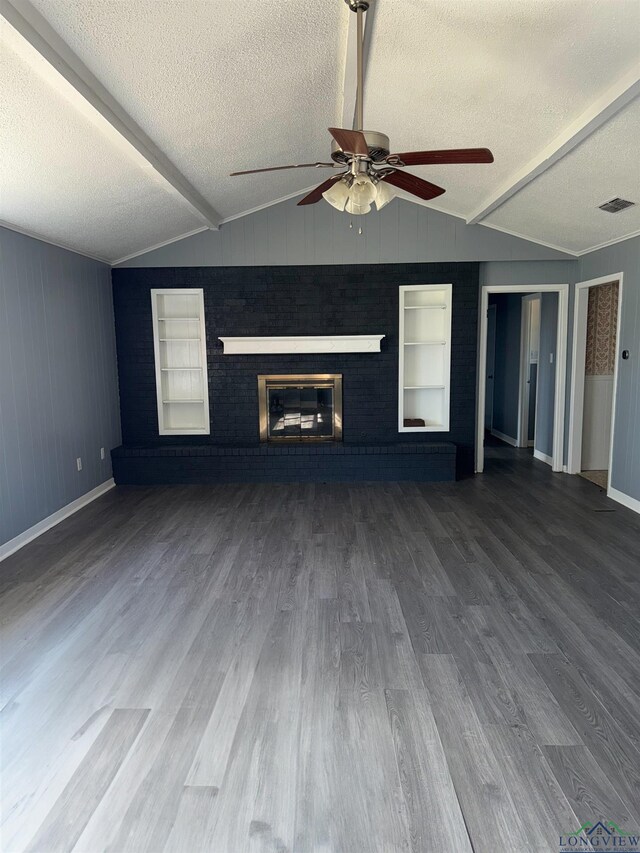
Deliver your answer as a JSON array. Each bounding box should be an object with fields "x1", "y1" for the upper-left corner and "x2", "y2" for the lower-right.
[{"x1": 2, "y1": 445, "x2": 640, "y2": 852}]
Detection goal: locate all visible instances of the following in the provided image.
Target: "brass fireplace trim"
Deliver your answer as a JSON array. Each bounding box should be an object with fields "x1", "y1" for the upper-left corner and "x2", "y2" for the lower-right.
[{"x1": 258, "y1": 374, "x2": 343, "y2": 442}]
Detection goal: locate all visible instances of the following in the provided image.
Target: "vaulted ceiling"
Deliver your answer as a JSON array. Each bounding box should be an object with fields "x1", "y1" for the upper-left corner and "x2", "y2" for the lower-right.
[{"x1": 1, "y1": 0, "x2": 639, "y2": 263}]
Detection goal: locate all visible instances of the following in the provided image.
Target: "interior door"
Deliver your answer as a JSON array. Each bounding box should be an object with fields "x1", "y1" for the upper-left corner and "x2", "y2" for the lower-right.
[{"x1": 485, "y1": 304, "x2": 497, "y2": 430}]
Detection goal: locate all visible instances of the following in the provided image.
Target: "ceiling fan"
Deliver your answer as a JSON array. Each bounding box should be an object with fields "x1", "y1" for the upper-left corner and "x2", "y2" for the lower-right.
[{"x1": 230, "y1": 0, "x2": 494, "y2": 215}]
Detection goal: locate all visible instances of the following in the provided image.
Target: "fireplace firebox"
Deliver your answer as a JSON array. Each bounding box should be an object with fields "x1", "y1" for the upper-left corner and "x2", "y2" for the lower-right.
[{"x1": 258, "y1": 374, "x2": 343, "y2": 442}]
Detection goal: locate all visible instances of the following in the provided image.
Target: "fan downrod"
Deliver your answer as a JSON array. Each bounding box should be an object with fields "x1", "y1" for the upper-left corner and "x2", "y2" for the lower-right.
[{"x1": 344, "y1": 0, "x2": 370, "y2": 10}]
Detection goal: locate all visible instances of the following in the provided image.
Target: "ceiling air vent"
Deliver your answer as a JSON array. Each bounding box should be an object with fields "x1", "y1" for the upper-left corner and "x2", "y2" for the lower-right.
[{"x1": 598, "y1": 197, "x2": 635, "y2": 213}]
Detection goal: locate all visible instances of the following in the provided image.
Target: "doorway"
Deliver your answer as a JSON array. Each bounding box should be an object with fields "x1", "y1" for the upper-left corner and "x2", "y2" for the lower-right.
[
  {"x1": 484, "y1": 292, "x2": 541, "y2": 453},
  {"x1": 567, "y1": 273, "x2": 623, "y2": 493},
  {"x1": 477, "y1": 284, "x2": 569, "y2": 474},
  {"x1": 518, "y1": 295, "x2": 541, "y2": 449}
]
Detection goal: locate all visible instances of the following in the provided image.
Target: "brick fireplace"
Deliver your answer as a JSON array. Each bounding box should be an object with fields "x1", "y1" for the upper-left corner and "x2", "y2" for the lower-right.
[{"x1": 111, "y1": 262, "x2": 479, "y2": 482}]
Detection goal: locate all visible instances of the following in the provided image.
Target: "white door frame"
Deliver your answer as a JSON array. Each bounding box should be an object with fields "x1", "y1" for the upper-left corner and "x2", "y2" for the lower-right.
[
  {"x1": 517, "y1": 294, "x2": 541, "y2": 448},
  {"x1": 567, "y1": 272, "x2": 623, "y2": 488},
  {"x1": 476, "y1": 284, "x2": 569, "y2": 474}
]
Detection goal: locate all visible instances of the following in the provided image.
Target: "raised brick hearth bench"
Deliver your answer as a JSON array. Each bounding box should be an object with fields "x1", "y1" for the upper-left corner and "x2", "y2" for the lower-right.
[{"x1": 111, "y1": 442, "x2": 456, "y2": 484}]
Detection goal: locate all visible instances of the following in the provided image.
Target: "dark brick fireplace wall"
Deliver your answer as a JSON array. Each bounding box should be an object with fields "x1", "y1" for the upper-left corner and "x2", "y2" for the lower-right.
[{"x1": 112, "y1": 263, "x2": 479, "y2": 477}]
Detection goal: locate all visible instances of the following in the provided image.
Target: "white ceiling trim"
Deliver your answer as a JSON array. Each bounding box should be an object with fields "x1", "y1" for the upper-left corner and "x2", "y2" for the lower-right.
[
  {"x1": 110, "y1": 226, "x2": 210, "y2": 267},
  {"x1": 1, "y1": 0, "x2": 222, "y2": 229},
  {"x1": 370, "y1": 176, "x2": 636, "y2": 259},
  {"x1": 111, "y1": 185, "x2": 324, "y2": 265},
  {"x1": 113, "y1": 190, "x2": 640, "y2": 265},
  {"x1": 0, "y1": 218, "x2": 111, "y2": 263},
  {"x1": 573, "y1": 227, "x2": 640, "y2": 257},
  {"x1": 115, "y1": 186, "x2": 580, "y2": 265},
  {"x1": 355, "y1": 191, "x2": 577, "y2": 256},
  {"x1": 218, "y1": 184, "x2": 324, "y2": 226},
  {"x1": 475, "y1": 220, "x2": 578, "y2": 257},
  {"x1": 466, "y1": 64, "x2": 640, "y2": 225}
]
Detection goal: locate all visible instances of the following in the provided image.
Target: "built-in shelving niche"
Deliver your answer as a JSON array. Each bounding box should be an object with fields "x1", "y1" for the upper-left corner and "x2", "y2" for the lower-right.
[
  {"x1": 398, "y1": 284, "x2": 452, "y2": 432},
  {"x1": 151, "y1": 289, "x2": 210, "y2": 435}
]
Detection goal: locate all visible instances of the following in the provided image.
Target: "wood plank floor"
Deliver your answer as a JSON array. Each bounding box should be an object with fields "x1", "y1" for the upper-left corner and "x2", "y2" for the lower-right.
[{"x1": 2, "y1": 446, "x2": 640, "y2": 852}]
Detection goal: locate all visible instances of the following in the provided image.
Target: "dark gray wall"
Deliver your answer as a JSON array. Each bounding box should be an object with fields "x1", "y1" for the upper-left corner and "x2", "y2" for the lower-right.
[
  {"x1": 577, "y1": 236, "x2": 640, "y2": 503},
  {"x1": 489, "y1": 294, "x2": 524, "y2": 440},
  {"x1": 0, "y1": 227, "x2": 121, "y2": 547}
]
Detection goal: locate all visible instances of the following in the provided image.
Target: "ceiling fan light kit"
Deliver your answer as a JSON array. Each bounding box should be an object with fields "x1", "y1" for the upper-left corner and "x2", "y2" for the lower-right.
[
  {"x1": 322, "y1": 166, "x2": 396, "y2": 215},
  {"x1": 230, "y1": 0, "x2": 494, "y2": 217}
]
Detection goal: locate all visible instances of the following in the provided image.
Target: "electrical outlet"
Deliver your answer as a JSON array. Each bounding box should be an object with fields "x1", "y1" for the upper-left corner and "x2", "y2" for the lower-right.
[
  {"x1": 100, "y1": 447, "x2": 105, "y2": 460},
  {"x1": 76, "y1": 457, "x2": 82, "y2": 472}
]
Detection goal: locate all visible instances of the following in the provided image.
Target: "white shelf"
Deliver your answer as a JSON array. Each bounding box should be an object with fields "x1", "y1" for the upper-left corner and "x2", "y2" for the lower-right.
[
  {"x1": 404, "y1": 305, "x2": 447, "y2": 310},
  {"x1": 219, "y1": 334, "x2": 385, "y2": 355},
  {"x1": 399, "y1": 285, "x2": 452, "y2": 433},
  {"x1": 152, "y1": 289, "x2": 210, "y2": 436},
  {"x1": 401, "y1": 424, "x2": 447, "y2": 431}
]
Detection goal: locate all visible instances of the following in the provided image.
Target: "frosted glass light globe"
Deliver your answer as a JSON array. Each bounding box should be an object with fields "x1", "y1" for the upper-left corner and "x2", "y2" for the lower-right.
[
  {"x1": 374, "y1": 180, "x2": 396, "y2": 210},
  {"x1": 345, "y1": 198, "x2": 372, "y2": 215},
  {"x1": 350, "y1": 175, "x2": 377, "y2": 206},
  {"x1": 322, "y1": 179, "x2": 350, "y2": 211}
]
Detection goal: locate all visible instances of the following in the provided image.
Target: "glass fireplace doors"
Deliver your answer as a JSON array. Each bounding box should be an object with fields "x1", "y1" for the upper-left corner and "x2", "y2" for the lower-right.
[{"x1": 258, "y1": 375, "x2": 343, "y2": 442}]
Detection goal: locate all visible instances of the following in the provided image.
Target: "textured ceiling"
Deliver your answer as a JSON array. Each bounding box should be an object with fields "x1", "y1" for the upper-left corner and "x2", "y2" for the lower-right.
[
  {"x1": 485, "y1": 98, "x2": 640, "y2": 253},
  {"x1": 364, "y1": 0, "x2": 640, "y2": 220},
  {"x1": 1, "y1": 0, "x2": 639, "y2": 261},
  {"x1": 26, "y1": 0, "x2": 349, "y2": 219},
  {"x1": 0, "y1": 20, "x2": 203, "y2": 260}
]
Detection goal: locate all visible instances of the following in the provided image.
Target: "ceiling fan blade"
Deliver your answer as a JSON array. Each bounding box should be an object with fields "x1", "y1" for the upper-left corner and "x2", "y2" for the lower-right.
[
  {"x1": 391, "y1": 148, "x2": 494, "y2": 166},
  {"x1": 381, "y1": 170, "x2": 445, "y2": 201},
  {"x1": 328, "y1": 127, "x2": 369, "y2": 157},
  {"x1": 231, "y1": 162, "x2": 336, "y2": 176},
  {"x1": 297, "y1": 175, "x2": 344, "y2": 206}
]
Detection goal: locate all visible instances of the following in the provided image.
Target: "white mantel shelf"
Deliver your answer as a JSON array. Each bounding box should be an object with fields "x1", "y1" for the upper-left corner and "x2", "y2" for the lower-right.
[{"x1": 219, "y1": 335, "x2": 385, "y2": 355}]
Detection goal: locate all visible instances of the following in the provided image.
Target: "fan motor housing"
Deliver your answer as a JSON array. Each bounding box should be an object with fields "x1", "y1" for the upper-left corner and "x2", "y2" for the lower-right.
[{"x1": 331, "y1": 130, "x2": 390, "y2": 164}]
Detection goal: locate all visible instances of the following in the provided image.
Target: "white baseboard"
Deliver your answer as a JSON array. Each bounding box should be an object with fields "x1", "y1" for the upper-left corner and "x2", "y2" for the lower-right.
[
  {"x1": 533, "y1": 449, "x2": 553, "y2": 466},
  {"x1": 491, "y1": 428, "x2": 518, "y2": 448},
  {"x1": 607, "y1": 486, "x2": 640, "y2": 516},
  {"x1": 0, "y1": 479, "x2": 116, "y2": 562}
]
